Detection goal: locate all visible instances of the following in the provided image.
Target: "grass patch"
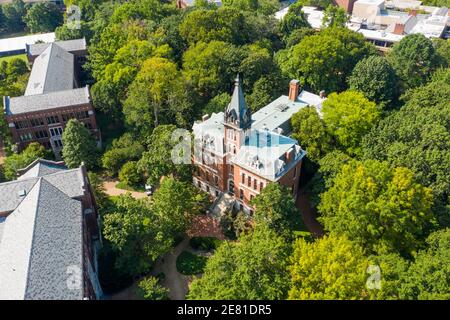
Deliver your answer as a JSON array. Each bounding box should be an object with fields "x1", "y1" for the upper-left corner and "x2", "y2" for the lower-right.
[
  {"x1": 189, "y1": 236, "x2": 222, "y2": 251},
  {"x1": 115, "y1": 181, "x2": 145, "y2": 192},
  {"x1": 176, "y1": 251, "x2": 208, "y2": 275},
  {"x1": 0, "y1": 54, "x2": 27, "y2": 64}
]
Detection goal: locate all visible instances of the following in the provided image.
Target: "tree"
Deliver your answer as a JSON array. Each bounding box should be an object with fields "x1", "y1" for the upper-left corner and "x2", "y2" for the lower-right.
[
  {"x1": 399, "y1": 229, "x2": 450, "y2": 300},
  {"x1": 280, "y1": 28, "x2": 374, "y2": 93},
  {"x1": 188, "y1": 226, "x2": 291, "y2": 300},
  {"x1": 118, "y1": 161, "x2": 143, "y2": 187},
  {"x1": 322, "y1": 91, "x2": 379, "y2": 156},
  {"x1": 291, "y1": 106, "x2": 332, "y2": 162},
  {"x1": 87, "y1": 171, "x2": 109, "y2": 211},
  {"x1": 23, "y1": 1, "x2": 63, "y2": 33},
  {"x1": 297, "y1": 0, "x2": 333, "y2": 9},
  {"x1": 387, "y1": 34, "x2": 441, "y2": 89},
  {"x1": 348, "y1": 55, "x2": 398, "y2": 106},
  {"x1": 322, "y1": 5, "x2": 349, "y2": 28},
  {"x1": 179, "y1": 8, "x2": 249, "y2": 45},
  {"x1": 222, "y1": 0, "x2": 279, "y2": 15},
  {"x1": 202, "y1": 93, "x2": 230, "y2": 115},
  {"x1": 318, "y1": 160, "x2": 435, "y2": 256},
  {"x1": 151, "y1": 176, "x2": 207, "y2": 238},
  {"x1": 182, "y1": 41, "x2": 242, "y2": 99},
  {"x1": 1, "y1": 0, "x2": 26, "y2": 32},
  {"x1": 433, "y1": 38, "x2": 450, "y2": 68},
  {"x1": 61, "y1": 119, "x2": 98, "y2": 169},
  {"x1": 138, "y1": 125, "x2": 192, "y2": 185},
  {"x1": 362, "y1": 79, "x2": 450, "y2": 227},
  {"x1": 102, "y1": 194, "x2": 173, "y2": 276},
  {"x1": 250, "y1": 183, "x2": 301, "y2": 237},
  {"x1": 55, "y1": 21, "x2": 93, "y2": 41},
  {"x1": 137, "y1": 276, "x2": 169, "y2": 300},
  {"x1": 123, "y1": 57, "x2": 193, "y2": 136},
  {"x1": 279, "y1": 2, "x2": 311, "y2": 37},
  {"x1": 102, "y1": 133, "x2": 144, "y2": 177},
  {"x1": 3, "y1": 142, "x2": 49, "y2": 180},
  {"x1": 284, "y1": 27, "x2": 316, "y2": 48},
  {"x1": 289, "y1": 235, "x2": 370, "y2": 300},
  {"x1": 246, "y1": 72, "x2": 286, "y2": 112}
]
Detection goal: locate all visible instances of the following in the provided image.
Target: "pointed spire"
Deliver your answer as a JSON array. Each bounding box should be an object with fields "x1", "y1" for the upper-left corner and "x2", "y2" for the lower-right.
[{"x1": 224, "y1": 74, "x2": 251, "y2": 129}]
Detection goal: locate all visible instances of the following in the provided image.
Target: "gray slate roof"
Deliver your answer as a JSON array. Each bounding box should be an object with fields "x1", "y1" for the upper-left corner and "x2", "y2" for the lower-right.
[
  {"x1": 25, "y1": 43, "x2": 75, "y2": 96},
  {"x1": 27, "y1": 38, "x2": 87, "y2": 58},
  {"x1": 0, "y1": 160, "x2": 87, "y2": 299},
  {"x1": 18, "y1": 158, "x2": 67, "y2": 180},
  {"x1": 224, "y1": 75, "x2": 252, "y2": 129},
  {"x1": 5, "y1": 86, "x2": 90, "y2": 115}
]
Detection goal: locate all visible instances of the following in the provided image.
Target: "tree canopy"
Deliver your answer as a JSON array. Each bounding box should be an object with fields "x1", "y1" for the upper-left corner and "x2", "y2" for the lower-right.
[{"x1": 62, "y1": 119, "x2": 98, "y2": 169}]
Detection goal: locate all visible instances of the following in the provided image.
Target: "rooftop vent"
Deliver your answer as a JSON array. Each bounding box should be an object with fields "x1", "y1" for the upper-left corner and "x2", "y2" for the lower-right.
[
  {"x1": 275, "y1": 104, "x2": 289, "y2": 112},
  {"x1": 18, "y1": 189, "x2": 26, "y2": 197}
]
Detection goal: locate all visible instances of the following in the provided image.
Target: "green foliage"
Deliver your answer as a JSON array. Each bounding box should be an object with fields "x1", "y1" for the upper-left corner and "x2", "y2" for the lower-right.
[
  {"x1": 279, "y1": 2, "x2": 311, "y2": 37},
  {"x1": 189, "y1": 237, "x2": 222, "y2": 251},
  {"x1": 188, "y1": 226, "x2": 291, "y2": 299},
  {"x1": 62, "y1": 119, "x2": 98, "y2": 169},
  {"x1": 399, "y1": 229, "x2": 450, "y2": 299},
  {"x1": 318, "y1": 160, "x2": 435, "y2": 256},
  {"x1": 151, "y1": 176, "x2": 207, "y2": 238},
  {"x1": 118, "y1": 161, "x2": 143, "y2": 187},
  {"x1": 102, "y1": 133, "x2": 144, "y2": 177},
  {"x1": 138, "y1": 125, "x2": 192, "y2": 185},
  {"x1": 362, "y1": 79, "x2": 450, "y2": 226},
  {"x1": 202, "y1": 92, "x2": 231, "y2": 115},
  {"x1": 322, "y1": 5, "x2": 349, "y2": 28},
  {"x1": 179, "y1": 8, "x2": 249, "y2": 45},
  {"x1": 23, "y1": 1, "x2": 63, "y2": 33},
  {"x1": 387, "y1": 34, "x2": 442, "y2": 89},
  {"x1": 284, "y1": 27, "x2": 316, "y2": 48},
  {"x1": 222, "y1": 0, "x2": 280, "y2": 15},
  {"x1": 55, "y1": 21, "x2": 93, "y2": 41},
  {"x1": 176, "y1": 251, "x2": 208, "y2": 275},
  {"x1": 250, "y1": 183, "x2": 302, "y2": 237},
  {"x1": 348, "y1": 55, "x2": 398, "y2": 106},
  {"x1": 297, "y1": 0, "x2": 333, "y2": 9},
  {"x1": 322, "y1": 91, "x2": 379, "y2": 156},
  {"x1": 433, "y1": 38, "x2": 450, "y2": 67},
  {"x1": 137, "y1": 276, "x2": 169, "y2": 300},
  {"x1": 123, "y1": 57, "x2": 193, "y2": 135},
  {"x1": 1, "y1": 0, "x2": 26, "y2": 32},
  {"x1": 3, "y1": 142, "x2": 49, "y2": 180},
  {"x1": 420, "y1": 0, "x2": 450, "y2": 8},
  {"x1": 102, "y1": 194, "x2": 172, "y2": 276},
  {"x1": 280, "y1": 28, "x2": 375, "y2": 92},
  {"x1": 87, "y1": 171, "x2": 109, "y2": 211},
  {"x1": 246, "y1": 72, "x2": 286, "y2": 112},
  {"x1": 291, "y1": 106, "x2": 332, "y2": 162},
  {"x1": 289, "y1": 235, "x2": 369, "y2": 300}
]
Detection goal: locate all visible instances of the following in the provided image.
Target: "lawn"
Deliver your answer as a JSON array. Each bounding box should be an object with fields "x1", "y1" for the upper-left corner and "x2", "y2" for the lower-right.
[
  {"x1": 176, "y1": 251, "x2": 208, "y2": 275},
  {"x1": 0, "y1": 54, "x2": 27, "y2": 64}
]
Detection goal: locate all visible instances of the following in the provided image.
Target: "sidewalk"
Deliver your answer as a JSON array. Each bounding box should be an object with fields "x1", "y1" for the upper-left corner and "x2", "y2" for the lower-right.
[{"x1": 102, "y1": 180, "x2": 147, "y2": 199}]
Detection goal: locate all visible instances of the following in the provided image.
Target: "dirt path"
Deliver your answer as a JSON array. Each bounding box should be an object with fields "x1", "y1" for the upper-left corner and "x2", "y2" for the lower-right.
[
  {"x1": 102, "y1": 180, "x2": 147, "y2": 199},
  {"x1": 152, "y1": 237, "x2": 191, "y2": 300},
  {"x1": 296, "y1": 190, "x2": 324, "y2": 238}
]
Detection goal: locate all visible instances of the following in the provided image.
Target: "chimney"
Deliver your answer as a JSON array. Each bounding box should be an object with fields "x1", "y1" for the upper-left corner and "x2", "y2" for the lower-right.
[
  {"x1": 393, "y1": 23, "x2": 405, "y2": 35},
  {"x1": 319, "y1": 90, "x2": 326, "y2": 99},
  {"x1": 202, "y1": 114, "x2": 210, "y2": 122},
  {"x1": 288, "y1": 80, "x2": 300, "y2": 102},
  {"x1": 409, "y1": 9, "x2": 418, "y2": 17}
]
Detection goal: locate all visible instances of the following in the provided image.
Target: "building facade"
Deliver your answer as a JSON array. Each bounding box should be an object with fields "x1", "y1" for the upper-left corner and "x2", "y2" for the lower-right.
[
  {"x1": 192, "y1": 76, "x2": 324, "y2": 214},
  {"x1": 0, "y1": 159, "x2": 103, "y2": 300},
  {"x1": 3, "y1": 39, "x2": 100, "y2": 158}
]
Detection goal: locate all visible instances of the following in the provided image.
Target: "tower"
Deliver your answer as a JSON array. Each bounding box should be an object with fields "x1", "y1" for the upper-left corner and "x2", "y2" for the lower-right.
[{"x1": 223, "y1": 75, "x2": 252, "y2": 156}]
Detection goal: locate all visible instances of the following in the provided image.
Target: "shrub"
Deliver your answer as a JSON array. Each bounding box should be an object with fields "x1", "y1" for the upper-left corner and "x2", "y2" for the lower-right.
[
  {"x1": 176, "y1": 251, "x2": 208, "y2": 275},
  {"x1": 189, "y1": 237, "x2": 222, "y2": 251}
]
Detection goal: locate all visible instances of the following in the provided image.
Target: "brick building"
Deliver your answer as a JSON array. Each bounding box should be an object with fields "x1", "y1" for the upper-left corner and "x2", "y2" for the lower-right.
[
  {"x1": 2, "y1": 39, "x2": 100, "y2": 158},
  {"x1": 0, "y1": 159, "x2": 103, "y2": 299},
  {"x1": 192, "y1": 76, "x2": 325, "y2": 214}
]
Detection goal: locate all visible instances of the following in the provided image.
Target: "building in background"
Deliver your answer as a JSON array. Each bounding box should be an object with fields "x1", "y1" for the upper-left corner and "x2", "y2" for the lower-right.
[
  {"x1": 0, "y1": 159, "x2": 103, "y2": 300},
  {"x1": 3, "y1": 38, "x2": 100, "y2": 158},
  {"x1": 192, "y1": 76, "x2": 325, "y2": 215}
]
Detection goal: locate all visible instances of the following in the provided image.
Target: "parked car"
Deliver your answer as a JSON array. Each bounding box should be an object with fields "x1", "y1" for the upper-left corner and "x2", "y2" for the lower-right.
[{"x1": 145, "y1": 184, "x2": 153, "y2": 196}]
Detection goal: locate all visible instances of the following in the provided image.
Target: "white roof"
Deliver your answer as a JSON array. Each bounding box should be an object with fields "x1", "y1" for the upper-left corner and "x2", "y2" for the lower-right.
[
  {"x1": 358, "y1": 28, "x2": 405, "y2": 42},
  {"x1": 0, "y1": 32, "x2": 55, "y2": 54}
]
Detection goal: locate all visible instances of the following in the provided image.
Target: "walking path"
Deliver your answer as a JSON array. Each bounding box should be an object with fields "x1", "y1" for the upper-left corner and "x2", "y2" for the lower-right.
[
  {"x1": 102, "y1": 180, "x2": 147, "y2": 199},
  {"x1": 296, "y1": 188, "x2": 324, "y2": 237}
]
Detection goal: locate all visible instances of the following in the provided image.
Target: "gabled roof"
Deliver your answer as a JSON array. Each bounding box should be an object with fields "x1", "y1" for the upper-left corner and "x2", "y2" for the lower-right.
[
  {"x1": 26, "y1": 38, "x2": 87, "y2": 58},
  {"x1": 224, "y1": 75, "x2": 252, "y2": 129},
  {"x1": 0, "y1": 162, "x2": 87, "y2": 300},
  {"x1": 17, "y1": 159, "x2": 67, "y2": 180},
  {"x1": 0, "y1": 178, "x2": 83, "y2": 300},
  {"x1": 25, "y1": 43, "x2": 75, "y2": 96},
  {"x1": 4, "y1": 86, "x2": 91, "y2": 115}
]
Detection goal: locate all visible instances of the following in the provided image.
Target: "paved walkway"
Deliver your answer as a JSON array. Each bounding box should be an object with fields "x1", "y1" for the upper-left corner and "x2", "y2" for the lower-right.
[
  {"x1": 187, "y1": 215, "x2": 225, "y2": 240},
  {"x1": 102, "y1": 180, "x2": 147, "y2": 199},
  {"x1": 296, "y1": 189, "x2": 324, "y2": 238}
]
